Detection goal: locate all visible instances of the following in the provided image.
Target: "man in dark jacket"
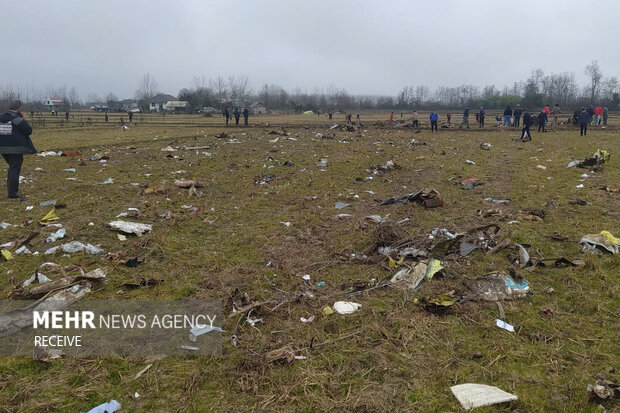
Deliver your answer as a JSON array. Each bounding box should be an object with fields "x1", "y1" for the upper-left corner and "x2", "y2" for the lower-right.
[
  {"x1": 0, "y1": 101, "x2": 36, "y2": 198},
  {"x1": 503, "y1": 106, "x2": 513, "y2": 126},
  {"x1": 233, "y1": 108, "x2": 240, "y2": 125},
  {"x1": 520, "y1": 110, "x2": 533, "y2": 141},
  {"x1": 459, "y1": 107, "x2": 470, "y2": 129},
  {"x1": 578, "y1": 107, "x2": 589, "y2": 136},
  {"x1": 513, "y1": 104, "x2": 522, "y2": 127},
  {"x1": 243, "y1": 108, "x2": 249, "y2": 126},
  {"x1": 478, "y1": 106, "x2": 485, "y2": 128},
  {"x1": 224, "y1": 107, "x2": 230, "y2": 126},
  {"x1": 537, "y1": 110, "x2": 547, "y2": 132},
  {"x1": 586, "y1": 105, "x2": 594, "y2": 124}
]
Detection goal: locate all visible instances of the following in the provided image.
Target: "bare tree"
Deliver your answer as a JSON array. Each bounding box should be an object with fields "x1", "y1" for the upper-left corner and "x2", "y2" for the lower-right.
[
  {"x1": 210, "y1": 76, "x2": 227, "y2": 99},
  {"x1": 585, "y1": 60, "x2": 603, "y2": 102},
  {"x1": 135, "y1": 73, "x2": 159, "y2": 109}
]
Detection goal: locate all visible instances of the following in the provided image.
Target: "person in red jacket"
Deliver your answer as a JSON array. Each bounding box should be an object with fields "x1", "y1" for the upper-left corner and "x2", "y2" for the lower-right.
[
  {"x1": 544, "y1": 105, "x2": 550, "y2": 126},
  {"x1": 594, "y1": 105, "x2": 603, "y2": 125}
]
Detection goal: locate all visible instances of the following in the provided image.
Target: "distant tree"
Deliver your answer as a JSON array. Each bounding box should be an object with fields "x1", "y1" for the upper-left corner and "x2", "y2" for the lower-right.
[
  {"x1": 135, "y1": 73, "x2": 159, "y2": 109},
  {"x1": 585, "y1": 60, "x2": 603, "y2": 102}
]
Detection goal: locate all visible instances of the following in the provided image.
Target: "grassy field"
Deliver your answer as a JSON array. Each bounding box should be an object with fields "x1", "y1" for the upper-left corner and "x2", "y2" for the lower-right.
[{"x1": 0, "y1": 111, "x2": 618, "y2": 412}]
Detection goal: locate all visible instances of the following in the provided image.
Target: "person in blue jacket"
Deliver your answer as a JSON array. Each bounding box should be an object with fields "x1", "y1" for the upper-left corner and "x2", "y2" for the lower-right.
[
  {"x1": 578, "y1": 107, "x2": 590, "y2": 136},
  {"x1": 0, "y1": 101, "x2": 36, "y2": 199},
  {"x1": 429, "y1": 110, "x2": 439, "y2": 132}
]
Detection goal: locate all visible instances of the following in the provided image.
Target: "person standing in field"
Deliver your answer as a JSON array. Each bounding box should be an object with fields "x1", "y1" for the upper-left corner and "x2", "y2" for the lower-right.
[
  {"x1": 520, "y1": 110, "x2": 533, "y2": 141},
  {"x1": 495, "y1": 114, "x2": 501, "y2": 127},
  {"x1": 411, "y1": 111, "x2": 419, "y2": 127},
  {"x1": 552, "y1": 104, "x2": 561, "y2": 126},
  {"x1": 537, "y1": 109, "x2": 546, "y2": 133},
  {"x1": 389, "y1": 112, "x2": 394, "y2": 122},
  {"x1": 233, "y1": 107, "x2": 240, "y2": 125},
  {"x1": 578, "y1": 107, "x2": 589, "y2": 136},
  {"x1": 513, "y1": 104, "x2": 522, "y2": 127},
  {"x1": 104, "y1": 112, "x2": 109, "y2": 122},
  {"x1": 478, "y1": 106, "x2": 485, "y2": 128},
  {"x1": 544, "y1": 104, "x2": 550, "y2": 126},
  {"x1": 459, "y1": 107, "x2": 470, "y2": 128},
  {"x1": 224, "y1": 106, "x2": 230, "y2": 126},
  {"x1": 446, "y1": 112, "x2": 451, "y2": 124},
  {"x1": 587, "y1": 105, "x2": 595, "y2": 124},
  {"x1": 594, "y1": 105, "x2": 603, "y2": 125},
  {"x1": 603, "y1": 106, "x2": 608, "y2": 125},
  {"x1": 243, "y1": 108, "x2": 249, "y2": 126},
  {"x1": 0, "y1": 101, "x2": 36, "y2": 199},
  {"x1": 328, "y1": 111, "x2": 333, "y2": 120},
  {"x1": 356, "y1": 112, "x2": 360, "y2": 122},
  {"x1": 128, "y1": 111, "x2": 133, "y2": 123},
  {"x1": 64, "y1": 111, "x2": 69, "y2": 122},
  {"x1": 429, "y1": 109, "x2": 438, "y2": 132},
  {"x1": 503, "y1": 105, "x2": 512, "y2": 127}
]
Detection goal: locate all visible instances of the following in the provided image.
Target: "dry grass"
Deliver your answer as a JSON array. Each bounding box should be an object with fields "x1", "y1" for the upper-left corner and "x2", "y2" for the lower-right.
[{"x1": 0, "y1": 111, "x2": 618, "y2": 412}]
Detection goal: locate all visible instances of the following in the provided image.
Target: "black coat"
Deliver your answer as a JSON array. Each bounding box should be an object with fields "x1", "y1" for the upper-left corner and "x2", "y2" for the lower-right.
[
  {"x1": 0, "y1": 111, "x2": 36, "y2": 154},
  {"x1": 503, "y1": 107, "x2": 513, "y2": 116},
  {"x1": 513, "y1": 108, "x2": 522, "y2": 117},
  {"x1": 522, "y1": 113, "x2": 533, "y2": 127}
]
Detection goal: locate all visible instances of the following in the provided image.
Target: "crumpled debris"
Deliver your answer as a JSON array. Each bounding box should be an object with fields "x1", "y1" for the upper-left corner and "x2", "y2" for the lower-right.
[
  {"x1": 160, "y1": 145, "x2": 176, "y2": 152},
  {"x1": 86, "y1": 400, "x2": 121, "y2": 413},
  {"x1": 333, "y1": 301, "x2": 361, "y2": 315},
  {"x1": 255, "y1": 174, "x2": 278, "y2": 185},
  {"x1": 465, "y1": 273, "x2": 530, "y2": 301},
  {"x1": 174, "y1": 179, "x2": 204, "y2": 188},
  {"x1": 451, "y1": 383, "x2": 517, "y2": 410},
  {"x1": 380, "y1": 188, "x2": 443, "y2": 208},
  {"x1": 44, "y1": 241, "x2": 103, "y2": 255},
  {"x1": 484, "y1": 198, "x2": 511, "y2": 204},
  {"x1": 39, "y1": 208, "x2": 60, "y2": 225},
  {"x1": 265, "y1": 346, "x2": 297, "y2": 364},
  {"x1": 335, "y1": 202, "x2": 350, "y2": 209},
  {"x1": 480, "y1": 142, "x2": 492, "y2": 150},
  {"x1": 1, "y1": 249, "x2": 13, "y2": 261},
  {"x1": 367, "y1": 160, "x2": 399, "y2": 175},
  {"x1": 317, "y1": 158, "x2": 329, "y2": 168},
  {"x1": 579, "y1": 231, "x2": 619, "y2": 254},
  {"x1": 578, "y1": 149, "x2": 610, "y2": 168},
  {"x1": 189, "y1": 324, "x2": 225, "y2": 342},
  {"x1": 109, "y1": 220, "x2": 153, "y2": 236},
  {"x1": 461, "y1": 178, "x2": 483, "y2": 189},
  {"x1": 96, "y1": 178, "x2": 114, "y2": 185},
  {"x1": 46, "y1": 228, "x2": 66, "y2": 243},
  {"x1": 421, "y1": 291, "x2": 458, "y2": 313},
  {"x1": 587, "y1": 379, "x2": 619, "y2": 400}
]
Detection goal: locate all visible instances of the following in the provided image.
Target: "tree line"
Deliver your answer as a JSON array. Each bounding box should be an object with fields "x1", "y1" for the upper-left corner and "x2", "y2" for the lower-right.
[{"x1": 1, "y1": 61, "x2": 617, "y2": 113}]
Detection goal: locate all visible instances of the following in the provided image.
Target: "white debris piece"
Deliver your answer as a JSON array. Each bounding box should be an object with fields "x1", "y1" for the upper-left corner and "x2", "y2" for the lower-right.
[
  {"x1": 333, "y1": 301, "x2": 361, "y2": 315},
  {"x1": 108, "y1": 221, "x2": 152, "y2": 236},
  {"x1": 46, "y1": 228, "x2": 66, "y2": 243},
  {"x1": 450, "y1": 383, "x2": 517, "y2": 410},
  {"x1": 23, "y1": 272, "x2": 52, "y2": 287},
  {"x1": 189, "y1": 325, "x2": 225, "y2": 342},
  {"x1": 86, "y1": 400, "x2": 121, "y2": 413},
  {"x1": 495, "y1": 319, "x2": 515, "y2": 332}
]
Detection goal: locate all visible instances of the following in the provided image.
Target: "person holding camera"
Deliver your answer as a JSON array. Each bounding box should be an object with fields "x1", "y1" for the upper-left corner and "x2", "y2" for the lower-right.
[{"x1": 0, "y1": 101, "x2": 36, "y2": 199}]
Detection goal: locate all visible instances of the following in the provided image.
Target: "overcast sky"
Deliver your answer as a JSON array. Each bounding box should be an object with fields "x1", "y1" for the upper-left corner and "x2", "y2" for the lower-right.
[{"x1": 5, "y1": 0, "x2": 619, "y2": 100}]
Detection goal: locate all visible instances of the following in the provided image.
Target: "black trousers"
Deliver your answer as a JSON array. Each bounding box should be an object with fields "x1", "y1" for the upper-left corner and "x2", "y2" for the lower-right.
[
  {"x1": 244, "y1": 117, "x2": 248, "y2": 126},
  {"x1": 538, "y1": 123, "x2": 545, "y2": 132},
  {"x1": 430, "y1": 121, "x2": 438, "y2": 132},
  {"x1": 521, "y1": 125, "x2": 531, "y2": 140},
  {"x1": 514, "y1": 116, "x2": 521, "y2": 127},
  {"x1": 479, "y1": 117, "x2": 485, "y2": 127},
  {"x1": 235, "y1": 116, "x2": 240, "y2": 125},
  {"x1": 580, "y1": 123, "x2": 587, "y2": 136},
  {"x1": 2, "y1": 154, "x2": 23, "y2": 197}
]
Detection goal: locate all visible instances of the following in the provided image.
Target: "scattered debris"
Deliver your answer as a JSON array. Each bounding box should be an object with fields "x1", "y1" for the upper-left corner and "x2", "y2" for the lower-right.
[
  {"x1": 108, "y1": 221, "x2": 153, "y2": 237},
  {"x1": 39, "y1": 208, "x2": 60, "y2": 225},
  {"x1": 189, "y1": 325, "x2": 225, "y2": 342},
  {"x1": 450, "y1": 383, "x2": 517, "y2": 410},
  {"x1": 174, "y1": 179, "x2": 204, "y2": 188},
  {"x1": 45, "y1": 228, "x2": 66, "y2": 243},
  {"x1": 380, "y1": 188, "x2": 443, "y2": 208},
  {"x1": 86, "y1": 400, "x2": 121, "y2": 413},
  {"x1": 333, "y1": 301, "x2": 361, "y2": 315},
  {"x1": 255, "y1": 174, "x2": 278, "y2": 185},
  {"x1": 465, "y1": 273, "x2": 529, "y2": 301},
  {"x1": 480, "y1": 142, "x2": 492, "y2": 150},
  {"x1": 335, "y1": 202, "x2": 350, "y2": 209},
  {"x1": 496, "y1": 319, "x2": 515, "y2": 332},
  {"x1": 579, "y1": 231, "x2": 618, "y2": 255},
  {"x1": 465, "y1": 159, "x2": 476, "y2": 165},
  {"x1": 44, "y1": 241, "x2": 103, "y2": 255},
  {"x1": 461, "y1": 178, "x2": 482, "y2": 189},
  {"x1": 587, "y1": 379, "x2": 619, "y2": 401},
  {"x1": 367, "y1": 160, "x2": 399, "y2": 175}
]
